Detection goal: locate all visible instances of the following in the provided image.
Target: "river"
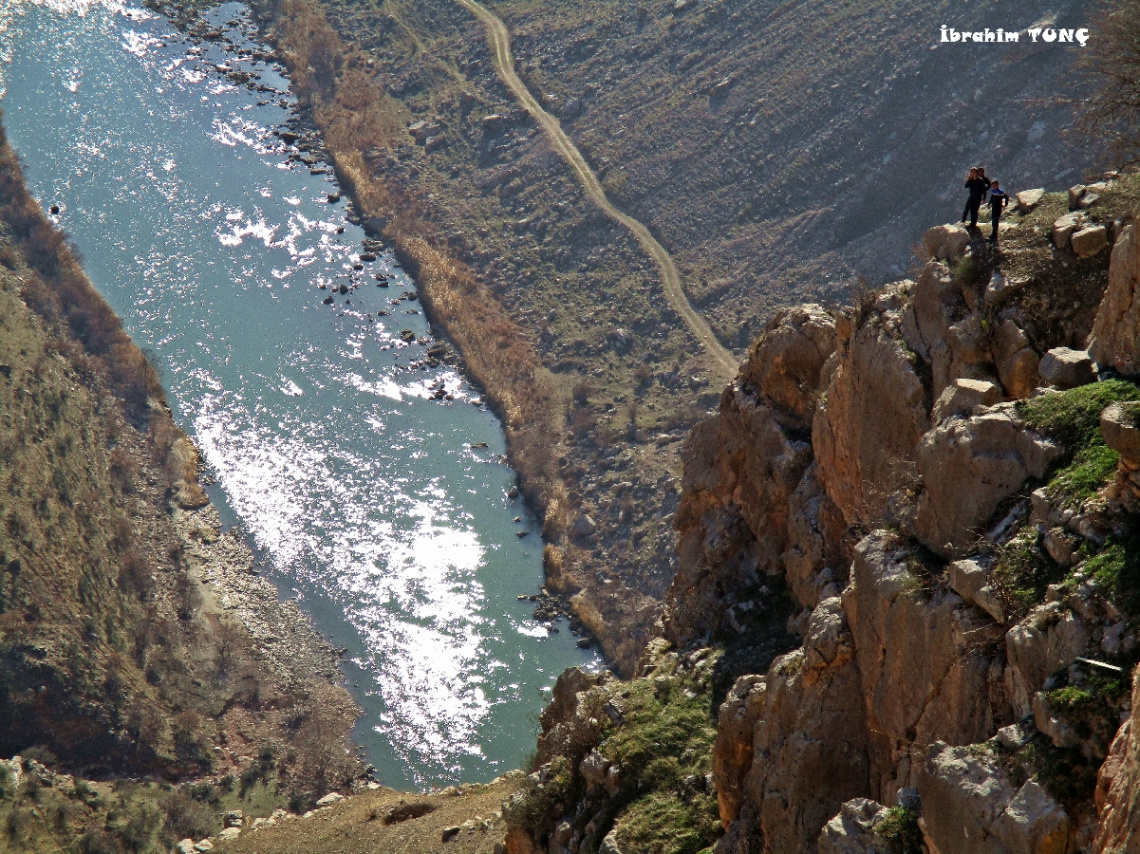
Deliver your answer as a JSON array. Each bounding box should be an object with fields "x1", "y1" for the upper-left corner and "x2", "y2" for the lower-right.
[{"x1": 0, "y1": 0, "x2": 596, "y2": 789}]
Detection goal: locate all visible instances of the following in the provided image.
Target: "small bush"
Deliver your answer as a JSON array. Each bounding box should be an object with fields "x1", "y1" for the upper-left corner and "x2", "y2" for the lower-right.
[
  {"x1": 951, "y1": 255, "x2": 980, "y2": 287},
  {"x1": 21, "y1": 744, "x2": 57, "y2": 768},
  {"x1": 80, "y1": 828, "x2": 127, "y2": 854},
  {"x1": 875, "y1": 806, "x2": 922, "y2": 854},
  {"x1": 161, "y1": 790, "x2": 215, "y2": 842}
]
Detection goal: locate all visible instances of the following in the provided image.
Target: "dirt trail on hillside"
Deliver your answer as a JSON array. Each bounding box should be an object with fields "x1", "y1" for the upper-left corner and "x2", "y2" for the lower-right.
[{"x1": 451, "y1": 0, "x2": 738, "y2": 380}]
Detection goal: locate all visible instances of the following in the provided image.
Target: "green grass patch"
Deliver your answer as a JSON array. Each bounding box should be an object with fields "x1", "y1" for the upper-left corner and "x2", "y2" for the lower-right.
[
  {"x1": 1017, "y1": 379, "x2": 1140, "y2": 452},
  {"x1": 1013, "y1": 379, "x2": 1140, "y2": 509},
  {"x1": 1046, "y1": 444, "x2": 1120, "y2": 509},
  {"x1": 874, "y1": 805, "x2": 922, "y2": 854},
  {"x1": 612, "y1": 788, "x2": 721, "y2": 854},
  {"x1": 598, "y1": 663, "x2": 720, "y2": 854},
  {"x1": 1046, "y1": 685, "x2": 1094, "y2": 710},
  {"x1": 991, "y1": 528, "x2": 1064, "y2": 620},
  {"x1": 1084, "y1": 521, "x2": 1140, "y2": 618}
]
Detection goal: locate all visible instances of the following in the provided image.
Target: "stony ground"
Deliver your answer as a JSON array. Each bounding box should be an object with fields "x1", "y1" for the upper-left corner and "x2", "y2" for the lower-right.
[{"x1": 219, "y1": 776, "x2": 523, "y2": 854}]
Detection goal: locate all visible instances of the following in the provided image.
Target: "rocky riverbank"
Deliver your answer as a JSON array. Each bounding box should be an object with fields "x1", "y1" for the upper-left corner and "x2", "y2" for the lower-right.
[
  {"x1": 0, "y1": 98, "x2": 364, "y2": 852},
  {"x1": 172, "y1": 501, "x2": 348, "y2": 691}
]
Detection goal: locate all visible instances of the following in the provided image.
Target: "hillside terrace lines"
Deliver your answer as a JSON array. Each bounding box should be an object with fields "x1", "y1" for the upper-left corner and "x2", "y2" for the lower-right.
[{"x1": 450, "y1": 0, "x2": 739, "y2": 381}]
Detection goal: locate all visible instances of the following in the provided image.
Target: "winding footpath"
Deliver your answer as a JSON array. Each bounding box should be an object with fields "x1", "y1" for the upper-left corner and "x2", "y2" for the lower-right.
[{"x1": 451, "y1": 0, "x2": 738, "y2": 380}]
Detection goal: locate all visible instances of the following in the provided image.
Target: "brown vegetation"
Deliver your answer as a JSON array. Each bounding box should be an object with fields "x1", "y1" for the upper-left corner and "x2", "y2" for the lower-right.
[
  {"x1": 1078, "y1": 0, "x2": 1140, "y2": 166},
  {"x1": 0, "y1": 120, "x2": 360, "y2": 803}
]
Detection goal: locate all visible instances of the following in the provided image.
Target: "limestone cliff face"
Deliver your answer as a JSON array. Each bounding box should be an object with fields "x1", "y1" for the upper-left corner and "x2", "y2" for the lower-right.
[
  {"x1": 503, "y1": 182, "x2": 1140, "y2": 854},
  {"x1": 665, "y1": 182, "x2": 1140, "y2": 854}
]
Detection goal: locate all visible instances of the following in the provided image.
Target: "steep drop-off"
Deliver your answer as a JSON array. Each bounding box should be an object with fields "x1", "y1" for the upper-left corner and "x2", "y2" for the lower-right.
[{"x1": 500, "y1": 176, "x2": 1140, "y2": 853}]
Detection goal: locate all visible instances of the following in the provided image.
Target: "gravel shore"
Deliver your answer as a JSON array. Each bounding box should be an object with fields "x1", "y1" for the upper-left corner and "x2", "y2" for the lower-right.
[{"x1": 172, "y1": 503, "x2": 348, "y2": 691}]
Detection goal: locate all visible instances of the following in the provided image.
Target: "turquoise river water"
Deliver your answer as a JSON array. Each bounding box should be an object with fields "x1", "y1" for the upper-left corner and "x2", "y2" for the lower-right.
[{"x1": 0, "y1": 0, "x2": 596, "y2": 788}]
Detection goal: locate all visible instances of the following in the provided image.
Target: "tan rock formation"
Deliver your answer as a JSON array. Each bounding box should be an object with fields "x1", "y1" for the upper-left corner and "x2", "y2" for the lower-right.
[
  {"x1": 816, "y1": 799, "x2": 891, "y2": 854},
  {"x1": 919, "y1": 743, "x2": 1068, "y2": 854},
  {"x1": 1038, "y1": 346, "x2": 1095, "y2": 390},
  {"x1": 1091, "y1": 221, "x2": 1140, "y2": 374},
  {"x1": 665, "y1": 388, "x2": 811, "y2": 643},
  {"x1": 1004, "y1": 603, "x2": 1090, "y2": 719},
  {"x1": 713, "y1": 675, "x2": 767, "y2": 827},
  {"x1": 1093, "y1": 668, "x2": 1139, "y2": 854},
  {"x1": 740, "y1": 303, "x2": 837, "y2": 428},
  {"x1": 843, "y1": 533, "x2": 1008, "y2": 800},
  {"x1": 782, "y1": 465, "x2": 848, "y2": 609},
  {"x1": 716, "y1": 598, "x2": 869, "y2": 854},
  {"x1": 994, "y1": 319, "x2": 1040, "y2": 400},
  {"x1": 932, "y1": 377, "x2": 1002, "y2": 424},
  {"x1": 814, "y1": 286, "x2": 930, "y2": 528},
  {"x1": 913, "y1": 405, "x2": 1061, "y2": 558},
  {"x1": 665, "y1": 306, "x2": 837, "y2": 643},
  {"x1": 923, "y1": 224, "x2": 971, "y2": 262}
]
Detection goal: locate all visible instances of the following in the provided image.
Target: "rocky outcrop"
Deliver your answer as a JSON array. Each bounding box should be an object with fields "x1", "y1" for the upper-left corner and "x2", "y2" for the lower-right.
[
  {"x1": 932, "y1": 377, "x2": 1001, "y2": 424},
  {"x1": 814, "y1": 285, "x2": 930, "y2": 528},
  {"x1": 739, "y1": 304, "x2": 837, "y2": 429},
  {"x1": 843, "y1": 533, "x2": 1008, "y2": 801},
  {"x1": 913, "y1": 405, "x2": 1061, "y2": 557},
  {"x1": 816, "y1": 799, "x2": 891, "y2": 854},
  {"x1": 636, "y1": 194, "x2": 1140, "y2": 854},
  {"x1": 1091, "y1": 220, "x2": 1140, "y2": 375},
  {"x1": 783, "y1": 465, "x2": 848, "y2": 609},
  {"x1": 665, "y1": 394, "x2": 810, "y2": 643},
  {"x1": 665, "y1": 309, "x2": 836, "y2": 643},
  {"x1": 1004, "y1": 604, "x2": 1091, "y2": 719},
  {"x1": 923, "y1": 224, "x2": 971, "y2": 263},
  {"x1": 1038, "y1": 347, "x2": 1095, "y2": 390},
  {"x1": 1093, "y1": 666, "x2": 1140, "y2": 853},
  {"x1": 994, "y1": 319, "x2": 1040, "y2": 400},
  {"x1": 715, "y1": 598, "x2": 869, "y2": 854},
  {"x1": 919, "y1": 743, "x2": 1069, "y2": 854}
]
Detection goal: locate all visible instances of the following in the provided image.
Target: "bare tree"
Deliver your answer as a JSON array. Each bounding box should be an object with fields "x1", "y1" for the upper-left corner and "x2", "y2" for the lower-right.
[{"x1": 1078, "y1": 0, "x2": 1140, "y2": 166}]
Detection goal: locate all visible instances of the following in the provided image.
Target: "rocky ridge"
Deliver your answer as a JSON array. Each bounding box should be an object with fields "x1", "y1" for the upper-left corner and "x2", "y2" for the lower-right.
[{"x1": 498, "y1": 177, "x2": 1140, "y2": 854}]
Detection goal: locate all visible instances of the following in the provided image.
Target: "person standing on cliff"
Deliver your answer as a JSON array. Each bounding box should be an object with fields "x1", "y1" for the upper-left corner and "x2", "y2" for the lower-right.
[
  {"x1": 987, "y1": 179, "x2": 1009, "y2": 244},
  {"x1": 961, "y1": 167, "x2": 989, "y2": 228}
]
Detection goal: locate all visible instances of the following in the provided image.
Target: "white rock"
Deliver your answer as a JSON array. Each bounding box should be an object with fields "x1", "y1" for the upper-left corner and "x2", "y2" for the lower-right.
[
  {"x1": 1053, "y1": 213, "x2": 1083, "y2": 248},
  {"x1": 1015, "y1": 188, "x2": 1046, "y2": 211},
  {"x1": 315, "y1": 792, "x2": 345, "y2": 807},
  {"x1": 1071, "y1": 224, "x2": 1109, "y2": 258},
  {"x1": 1038, "y1": 347, "x2": 1094, "y2": 389}
]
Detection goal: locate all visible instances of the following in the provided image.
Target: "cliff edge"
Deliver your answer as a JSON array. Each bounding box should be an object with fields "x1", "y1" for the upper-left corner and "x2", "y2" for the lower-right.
[{"x1": 502, "y1": 175, "x2": 1140, "y2": 854}]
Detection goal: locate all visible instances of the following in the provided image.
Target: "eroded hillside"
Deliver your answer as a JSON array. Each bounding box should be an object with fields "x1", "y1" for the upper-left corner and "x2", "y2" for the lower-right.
[{"x1": 0, "y1": 124, "x2": 362, "y2": 851}]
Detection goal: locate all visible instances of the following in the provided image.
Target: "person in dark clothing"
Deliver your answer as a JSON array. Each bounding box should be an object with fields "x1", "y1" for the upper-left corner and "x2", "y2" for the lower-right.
[
  {"x1": 988, "y1": 179, "x2": 1009, "y2": 244},
  {"x1": 962, "y1": 167, "x2": 988, "y2": 227},
  {"x1": 977, "y1": 165, "x2": 990, "y2": 194}
]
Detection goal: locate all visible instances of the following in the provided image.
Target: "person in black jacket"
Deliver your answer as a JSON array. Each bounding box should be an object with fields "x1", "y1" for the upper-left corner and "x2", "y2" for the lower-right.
[
  {"x1": 961, "y1": 167, "x2": 989, "y2": 227},
  {"x1": 987, "y1": 179, "x2": 1009, "y2": 244}
]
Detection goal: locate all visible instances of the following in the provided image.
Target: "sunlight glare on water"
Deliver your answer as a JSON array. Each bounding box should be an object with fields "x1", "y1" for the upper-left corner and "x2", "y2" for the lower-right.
[{"x1": 0, "y1": 0, "x2": 597, "y2": 788}]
